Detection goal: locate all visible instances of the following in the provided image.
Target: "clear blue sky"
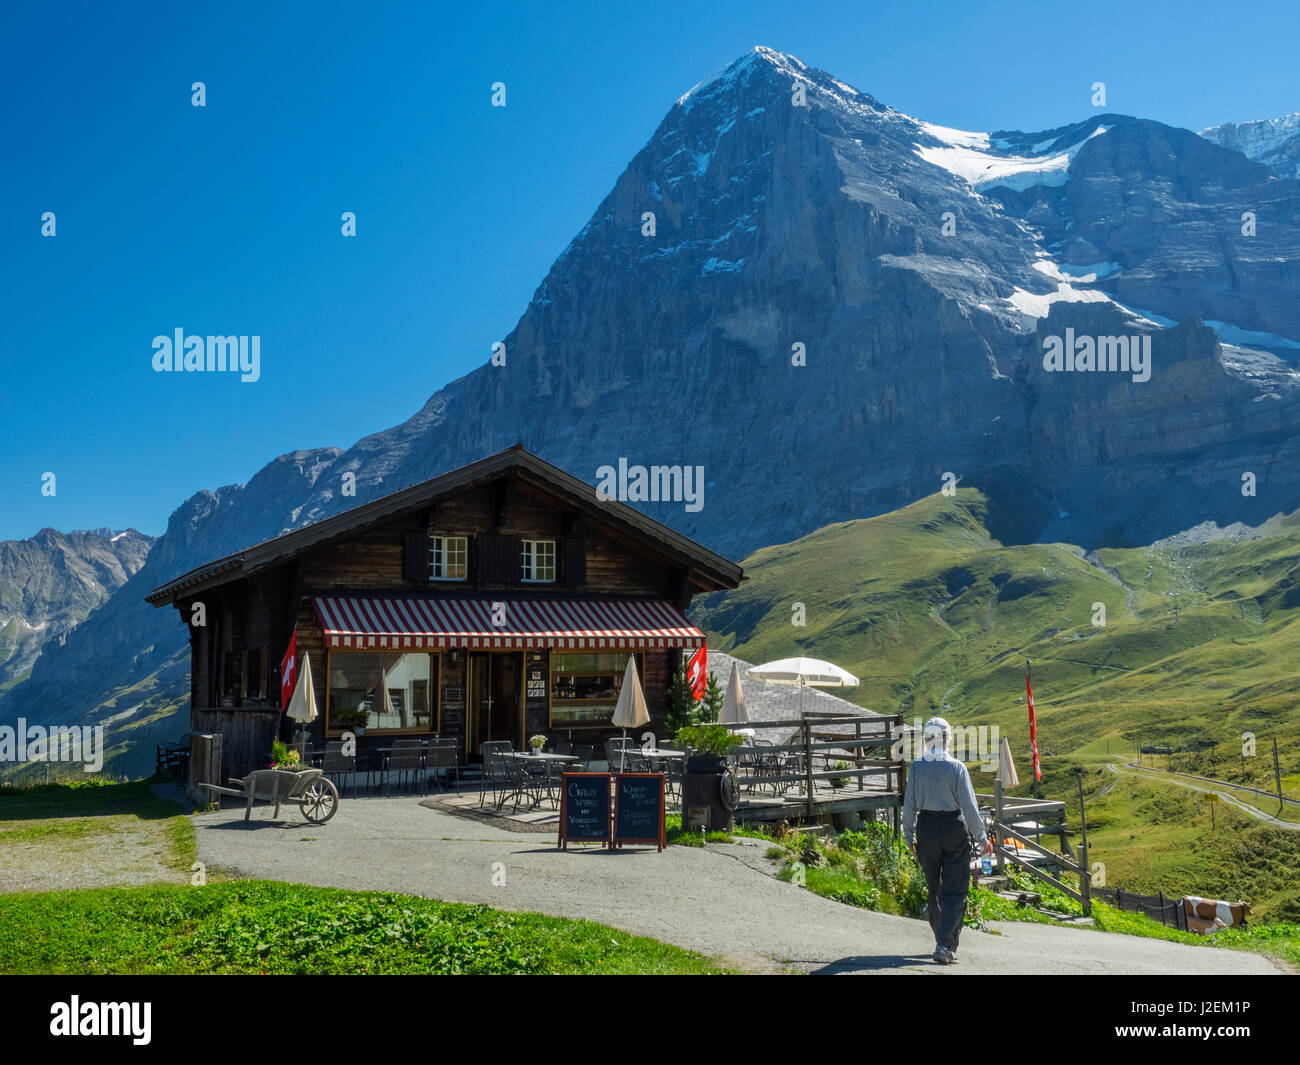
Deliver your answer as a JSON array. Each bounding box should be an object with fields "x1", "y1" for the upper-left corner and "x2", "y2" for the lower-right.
[{"x1": 2, "y1": 0, "x2": 1295, "y2": 542}]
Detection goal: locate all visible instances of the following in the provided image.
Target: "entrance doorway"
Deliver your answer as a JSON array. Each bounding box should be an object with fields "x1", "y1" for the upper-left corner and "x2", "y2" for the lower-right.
[{"x1": 466, "y1": 651, "x2": 523, "y2": 757}]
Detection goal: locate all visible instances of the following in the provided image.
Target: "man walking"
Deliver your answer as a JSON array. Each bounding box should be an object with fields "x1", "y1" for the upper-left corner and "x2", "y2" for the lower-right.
[{"x1": 901, "y1": 716, "x2": 989, "y2": 964}]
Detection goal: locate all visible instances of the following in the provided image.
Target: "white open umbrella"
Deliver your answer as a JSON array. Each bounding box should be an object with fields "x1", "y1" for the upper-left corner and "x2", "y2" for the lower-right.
[
  {"x1": 746, "y1": 656, "x2": 859, "y2": 715},
  {"x1": 610, "y1": 656, "x2": 649, "y2": 771},
  {"x1": 286, "y1": 651, "x2": 319, "y2": 756}
]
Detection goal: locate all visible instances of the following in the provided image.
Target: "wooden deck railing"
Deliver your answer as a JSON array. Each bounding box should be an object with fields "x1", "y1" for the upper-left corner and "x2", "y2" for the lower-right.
[{"x1": 721, "y1": 713, "x2": 905, "y2": 818}]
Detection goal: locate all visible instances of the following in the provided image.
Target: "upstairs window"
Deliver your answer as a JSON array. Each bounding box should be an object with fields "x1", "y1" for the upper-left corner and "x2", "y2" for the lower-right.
[
  {"x1": 429, "y1": 535, "x2": 468, "y2": 580},
  {"x1": 521, "y1": 539, "x2": 556, "y2": 582}
]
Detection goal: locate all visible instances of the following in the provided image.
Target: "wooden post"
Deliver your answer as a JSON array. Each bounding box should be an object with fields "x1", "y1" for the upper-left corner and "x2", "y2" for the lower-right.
[
  {"x1": 855, "y1": 719, "x2": 863, "y2": 791},
  {"x1": 895, "y1": 735, "x2": 906, "y2": 840},
  {"x1": 803, "y1": 718, "x2": 814, "y2": 819},
  {"x1": 1076, "y1": 770, "x2": 1091, "y2": 916},
  {"x1": 1274, "y1": 737, "x2": 1284, "y2": 815},
  {"x1": 994, "y1": 777, "x2": 1006, "y2": 875}
]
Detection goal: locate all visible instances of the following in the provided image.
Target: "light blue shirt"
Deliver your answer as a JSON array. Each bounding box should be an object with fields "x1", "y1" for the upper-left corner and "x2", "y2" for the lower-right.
[{"x1": 901, "y1": 750, "x2": 986, "y2": 846}]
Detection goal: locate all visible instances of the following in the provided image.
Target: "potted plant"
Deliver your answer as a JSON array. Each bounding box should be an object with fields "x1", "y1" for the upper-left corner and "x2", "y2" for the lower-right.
[
  {"x1": 675, "y1": 724, "x2": 744, "y2": 772},
  {"x1": 270, "y1": 739, "x2": 305, "y2": 771},
  {"x1": 529, "y1": 734, "x2": 547, "y2": 755},
  {"x1": 675, "y1": 724, "x2": 744, "y2": 832},
  {"x1": 333, "y1": 707, "x2": 368, "y2": 735},
  {"x1": 830, "y1": 760, "x2": 851, "y2": 789}
]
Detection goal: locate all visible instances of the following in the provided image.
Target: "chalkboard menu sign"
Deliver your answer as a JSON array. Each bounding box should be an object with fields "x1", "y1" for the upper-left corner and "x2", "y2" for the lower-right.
[
  {"x1": 613, "y1": 773, "x2": 665, "y2": 851},
  {"x1": 558, "y1": 773, "x2": 611, "y2": 849}
]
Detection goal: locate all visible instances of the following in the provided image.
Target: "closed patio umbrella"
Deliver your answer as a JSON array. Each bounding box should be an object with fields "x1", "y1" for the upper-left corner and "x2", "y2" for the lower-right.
[
  {"x1": 286, "y1": 651, "x2": 319, "y2": 756},
  {"x1": 610, "y1": 656, "x2": 649, "y2": 771},
  {"x1": 996, "y1": 736, "x2": 1020, "y2": 787},
  {"x1": 719, "y1": 660, "x2": 748, "y2": 724},
  {"x1": 746, "y1": 657, "x2": 859, "y2": 715}
]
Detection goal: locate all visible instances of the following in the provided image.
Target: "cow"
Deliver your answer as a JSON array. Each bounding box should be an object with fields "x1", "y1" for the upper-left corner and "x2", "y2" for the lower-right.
[{"x1": 1182, "y1": 896, "x2": 1251, "y2": 935}]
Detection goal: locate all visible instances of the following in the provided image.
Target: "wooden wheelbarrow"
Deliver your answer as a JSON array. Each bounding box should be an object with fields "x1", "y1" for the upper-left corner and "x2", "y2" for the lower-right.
[{"x1": 200, "y1": 768, "x2": 339, "y2": 824}]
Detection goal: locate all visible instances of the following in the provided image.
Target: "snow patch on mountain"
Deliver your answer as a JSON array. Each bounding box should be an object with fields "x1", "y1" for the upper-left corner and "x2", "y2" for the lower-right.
[
  {"x1": 1205, "y1": 319, "x2": 1300, "y2": 353},
  {"x1": 1058, "y1": 261, "x2": 1121, "y2": 281},
  {"x1": 1004, "y1": 257, "x2": 1116, "y2": 317},
  {"x1": 914, "y1": 123, "x2": 1110, "y2": 191}
]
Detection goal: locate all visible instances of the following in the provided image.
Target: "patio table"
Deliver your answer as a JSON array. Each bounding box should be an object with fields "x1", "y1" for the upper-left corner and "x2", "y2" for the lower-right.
[{"x1": 503, "y1": 752, "x2": 581, "y2": 810}]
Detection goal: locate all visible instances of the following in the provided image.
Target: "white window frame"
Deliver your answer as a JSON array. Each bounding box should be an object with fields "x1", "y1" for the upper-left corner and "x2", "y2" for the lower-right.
[
  {"x1": 521, "y1": 539, "x2": 556, "y2": 583},
  {"x1": 429, "y1": 534, "x2": 468, "y2": 581}
]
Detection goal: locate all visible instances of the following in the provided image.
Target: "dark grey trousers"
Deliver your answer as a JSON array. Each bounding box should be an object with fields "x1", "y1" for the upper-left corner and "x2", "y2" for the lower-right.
[{"x1": 916, "y1": 809, "x2": 970, "y2": 953}]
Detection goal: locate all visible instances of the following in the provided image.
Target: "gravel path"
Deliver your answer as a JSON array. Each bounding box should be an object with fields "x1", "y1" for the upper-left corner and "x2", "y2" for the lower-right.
[
  {"x1": 191, "y1": 793, "x2": 1286, "y2": 975},
  {"x1": 0, "y1": 813, "x2": 187, "y2": 893}
]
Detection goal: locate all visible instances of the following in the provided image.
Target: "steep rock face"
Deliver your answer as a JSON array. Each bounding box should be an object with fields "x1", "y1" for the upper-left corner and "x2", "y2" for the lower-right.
[
  {"x1": 0, "y1": 528, "x2": 153, "y2": 690},
  {"x1": 0, "y1": 449, "x2": 342, "y2": 778},
  {"x1": 1201, "y1": 113, "x2": 1300, "y2": 179},
  {"x1": 5, "y1": 47, "x2": 1300, "y2": 770}
]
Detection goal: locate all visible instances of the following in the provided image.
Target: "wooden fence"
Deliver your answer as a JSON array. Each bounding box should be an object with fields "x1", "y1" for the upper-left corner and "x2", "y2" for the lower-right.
[
  {"x1": 721, "y1": 712, "x2": 905, "y2": 819},
  {"x1": 987, "y1": 779, "x2": 1091, "y2": 915}
]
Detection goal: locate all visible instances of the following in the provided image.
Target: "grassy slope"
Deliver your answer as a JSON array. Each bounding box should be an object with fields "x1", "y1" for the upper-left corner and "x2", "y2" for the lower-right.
[{"x1": 693, "y1": 489, "x2": 1300, "y2": 915}]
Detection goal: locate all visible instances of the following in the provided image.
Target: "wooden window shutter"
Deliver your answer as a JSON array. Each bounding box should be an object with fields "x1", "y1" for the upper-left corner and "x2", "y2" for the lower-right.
[
  {"x1": 477, "y1": 533, "x2": 522, "y2": 583},
  {"x1": 403, "y1": 531, "x2": 429, "y2": 582},
  {"x1": 562, "y1": 537, "x2": 586, "y2": 585}
]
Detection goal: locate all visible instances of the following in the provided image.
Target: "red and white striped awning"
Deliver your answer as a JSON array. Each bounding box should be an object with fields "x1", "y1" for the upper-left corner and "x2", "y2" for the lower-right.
[{"x1": 311, "y1": 596, "x2": 706, "y2": 651}]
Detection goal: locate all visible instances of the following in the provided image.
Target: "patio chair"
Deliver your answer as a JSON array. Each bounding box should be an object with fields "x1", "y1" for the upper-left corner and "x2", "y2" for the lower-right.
[
  {"x1": 508, "y1": 754, "x2": 549, "y2": 811},
  {"x1": 384, "y1": 738, "x2": 424, "y2": 795},
  {"x1": 660, "y1": 742, "x2": 684, "y2": 800},
  {"x1": 573, "y1": 744, "x2": 595, "y2": 772},
  {"x1": 322, "y1": 740, "x2": 358, "y2": 800},
  {"x1": 554, "y1": 739, "x2": 574, "y2": 757},
  {"x1": 605, "y1": 737, "x2": 631, "y2": 772},
  {"x1": 479, "y1": 741, "x2": 514, "y2": 808},
  {"x1": 425, "y1": 738, "x2": 460, "y2": 793}
]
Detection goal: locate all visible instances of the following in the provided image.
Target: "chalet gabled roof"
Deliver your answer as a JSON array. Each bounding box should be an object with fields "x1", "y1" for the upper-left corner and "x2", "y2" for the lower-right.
[{"x1": 146, "y1": 444, "x2": 742, "y2": 605}]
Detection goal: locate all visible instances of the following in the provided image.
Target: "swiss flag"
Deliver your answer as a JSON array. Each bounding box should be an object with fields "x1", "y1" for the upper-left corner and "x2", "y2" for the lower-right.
[
  {"x1": 686, "y1": 645, "x2": 707, "y2": 702},
  {"x1": 1026, "y1": 662, "x2": 1042, "y2": 782},
  {"x1": 280, "y1": 630, "x2": 298, "y2": 710}
]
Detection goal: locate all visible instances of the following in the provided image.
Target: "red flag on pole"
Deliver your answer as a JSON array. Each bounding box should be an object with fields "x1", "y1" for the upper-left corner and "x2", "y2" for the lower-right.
[
  {"x1": 1026, "y1": 661, "x2": 1041, "y2": 782},
  {"x1": 686, "y1": 644, "x2": 707, "y2": 702},
  {"x1": 280, "y1": 629, "x2": 299, "y2": 710}
]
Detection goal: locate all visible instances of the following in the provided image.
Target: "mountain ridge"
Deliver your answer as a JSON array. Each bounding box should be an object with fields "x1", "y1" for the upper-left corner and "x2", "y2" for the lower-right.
[{"x1": 6, "y1": 46, "x2": 1300, "y2": 776}]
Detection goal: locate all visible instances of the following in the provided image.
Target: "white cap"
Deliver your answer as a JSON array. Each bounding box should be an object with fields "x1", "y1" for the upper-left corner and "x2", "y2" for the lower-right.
[{"x1": 922, "y1": 716, "x2": 952, "y2": 752}]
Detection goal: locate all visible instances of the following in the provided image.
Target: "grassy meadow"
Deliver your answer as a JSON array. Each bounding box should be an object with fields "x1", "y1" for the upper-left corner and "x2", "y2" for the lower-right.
[{"x1": 694, "y1": 489, "x2": 1300, "y2": 912}]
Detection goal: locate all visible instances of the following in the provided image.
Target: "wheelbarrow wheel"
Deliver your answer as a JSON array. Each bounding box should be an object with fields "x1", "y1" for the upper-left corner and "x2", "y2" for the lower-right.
[{"x1": 300, "y1": 778, "x2": 339, "y2": 824}]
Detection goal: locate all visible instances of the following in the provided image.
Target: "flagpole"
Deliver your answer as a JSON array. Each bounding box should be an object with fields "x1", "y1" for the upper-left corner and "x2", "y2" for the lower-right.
[{"x1": 1027, "y1": 658, "x2": 1041, "y2": 799}]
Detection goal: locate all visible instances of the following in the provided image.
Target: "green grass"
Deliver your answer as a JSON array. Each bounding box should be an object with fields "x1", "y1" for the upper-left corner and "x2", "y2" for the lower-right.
[
  {"x1": 693, "y1": 488, "x2": 1300, "y2": 911},
  {"x1": 0, "y1": 777, "x2": 197, "y2": 875},
  {"x1": 0, "y1": 780, "x2": 731, "y2": 975},
  {"x1": 0, "y1": 880, "x2": 733, "y2": 974},
  {"x1": 664, "y1": 812, "x2": 733, "y2": 846},
  {"x1": 769, "y1": 823, "x2": 927, "y2": 917},
  {"x1": 0, "y1": 777, "x2": 185, "y2": 823}
]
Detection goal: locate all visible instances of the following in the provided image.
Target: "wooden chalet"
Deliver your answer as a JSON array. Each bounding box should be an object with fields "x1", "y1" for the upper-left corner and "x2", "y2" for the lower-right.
[{"x1": 146, "y1": 445, "x2": 743, "y2": 780}]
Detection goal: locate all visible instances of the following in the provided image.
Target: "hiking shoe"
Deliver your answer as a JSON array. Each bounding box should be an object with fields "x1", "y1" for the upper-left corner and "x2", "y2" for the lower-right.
[{"x1": 932, "y1": 947, "x2": 954, "y2": 964}]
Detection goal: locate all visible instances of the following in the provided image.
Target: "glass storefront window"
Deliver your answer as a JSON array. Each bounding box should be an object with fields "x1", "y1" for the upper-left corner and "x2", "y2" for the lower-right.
[
  {"x1": 328, "y1": 651, "x2": 437, "y2": 733},
  {"x1": 549, "y1": 651, "x2": 641, "y2": 727}
]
